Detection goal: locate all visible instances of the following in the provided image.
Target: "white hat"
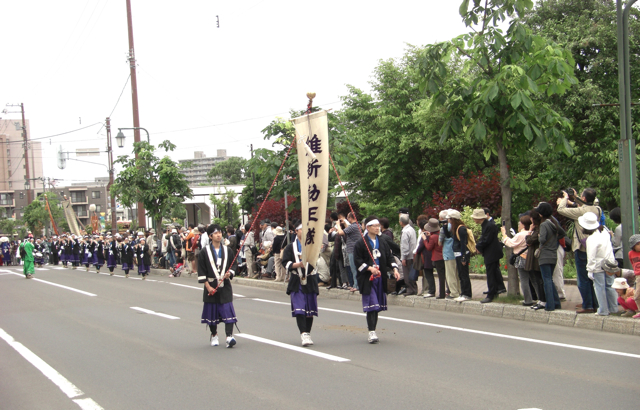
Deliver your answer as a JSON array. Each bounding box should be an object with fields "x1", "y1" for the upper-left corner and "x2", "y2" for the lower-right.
[
  {"x1": 578, "y1": 212, "x2": 599, "y2": 230},
  {"x1": 171, "y1": 228, "x2": 177, "y2": 233},
  {"x1": 612, "y1": 277, "x2": 629, "y2": 290},
  {"x1": 137, "y1": 232, "x2": 144, "y2": 236},
  {"x1": 447, "y1": 210, "x2": 462, "y2": 220}
]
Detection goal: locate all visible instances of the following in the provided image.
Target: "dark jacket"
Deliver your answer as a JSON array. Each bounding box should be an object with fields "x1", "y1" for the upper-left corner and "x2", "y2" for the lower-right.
[
  {"x1": 537, "y1": 219, "x2": 566, "y2": 266},
  {"x1": 272, "y1": 234, "x2": 285, "y2": 254},
  {"x1": 452, "y1": 225, "x2": 469, "y2": 262},
  {"x1": 475, "y1": 219, "x2": 504, "y2": 264},
  {"x1": 120, "y1": 243, "x2": 134, "y2": 266},
  {"x1": 198, "y1": 243, "x2": 237, "y2": 304},
  {"x1": 525, "y1": 227, "x2": 541, "y2": 272},
  {"x1": 136, "y1": 244, "x2": 151, "y2": 266},
  {"x1": 379, "y1": 233, "x2": 400, "y2": 257},
  {"x1": 353, "y1": 235, "x2": 398, "y2": 295},
  {"x1": 282, "y1": 241, "x2": 319, "y2": 296},
  {"x1": 415, "y1": 233, "x2": 433, "y2": 270}
]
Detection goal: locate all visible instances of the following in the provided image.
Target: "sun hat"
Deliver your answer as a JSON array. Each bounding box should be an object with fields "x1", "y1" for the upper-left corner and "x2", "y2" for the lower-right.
[
  {"x1": 447, "y1": 210, "x2": 462, "y2": 220},
  {"x1": 425, "y1": 218, "x2": 441, "y2": 233},
  {"x1": 471, "y1": 209, "x2": 487, "y2": 219},
  {"x1": 629, "y1": 234, "x2": 640, "y2": 249},
  {"x1": 612, "y1": 277, "x2": 629, "y2": 290},
  {"x1": 171, "y1": 228, "x2": 177, "y2": 234},
  {"x1": 438, "y1": 210, "x2": 448, "y2": 220},
  {"x1": 601, "y1": 259, "x2": 621, "y2": 274},
  {"x1": 578, "y1": 212, "x2": 600, "y2": 230},
  {"x1": 274, "y1": 226, "x2": 284, "y2": 236}
]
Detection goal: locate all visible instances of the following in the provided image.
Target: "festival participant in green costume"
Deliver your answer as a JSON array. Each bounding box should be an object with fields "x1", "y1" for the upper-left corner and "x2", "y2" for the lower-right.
[{"x1": 21, "y1": 237, "x2": 35, "y2": 279}]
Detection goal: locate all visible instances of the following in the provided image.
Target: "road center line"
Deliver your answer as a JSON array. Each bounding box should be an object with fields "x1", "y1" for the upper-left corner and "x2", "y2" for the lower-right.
[
  {"x1": 249, "y1": 298, "x2": 640, "y2": 359},
  {"x1": 0, "y1": 328, "x2": 104, "y2": 409},
  {"x1": 235, "y1": 333, "x2": 350, "y2": 362},
  {"x1": 130, "y1": 307, "x2": 180, "y2": 320},
  {"x1": 4, "y1": 272, "x2": 97, "y2": 296}
]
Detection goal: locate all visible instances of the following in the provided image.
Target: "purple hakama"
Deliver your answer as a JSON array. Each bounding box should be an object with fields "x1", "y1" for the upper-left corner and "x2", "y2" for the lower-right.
[
  {"x1": 201, "y1": 302, "x2": 237, "y2": 325},
  {"x1": 107, "y1": 254, "x2": 117, "y2": 269},
  {"x1": 290, "y1": 285, "x2": 318, "y2": 317},
  {"x1": 362, "y1": 276, "x2": 387, "y2": 312}
]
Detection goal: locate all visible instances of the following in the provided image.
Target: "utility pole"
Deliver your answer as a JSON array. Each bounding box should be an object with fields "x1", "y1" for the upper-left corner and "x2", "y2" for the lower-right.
[
  {"x1": 106, "y1": 117, "x2": 118, "y2": 235},
  {"x1": 617, "y1": 0, "x2": 639, "y2": 268},
  {"x1": 21, "y1": 103, "x2": 31, "y2": 203},
  {"x1": 251, "y1": 144, "x2": 256, "y2": 215},
  {"x1": 126, "y1": 0, "x2": 146, "y2": 229}
]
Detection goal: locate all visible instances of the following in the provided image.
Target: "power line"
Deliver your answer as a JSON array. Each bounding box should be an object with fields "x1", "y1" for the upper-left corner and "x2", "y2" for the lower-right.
[
  {"x1": 109, "y1": 74, "x2": 131, "y2": 118},
  {"x1": 0, "y1": 122, "x2": 102, "y2": 145}
]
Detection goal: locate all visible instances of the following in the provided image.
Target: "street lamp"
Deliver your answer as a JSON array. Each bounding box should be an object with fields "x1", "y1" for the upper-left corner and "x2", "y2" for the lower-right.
[
  {"x1": 24, "y1": 180, "x2": 30, "y2": 190},
  {"x1": 116, "y1": 127, "x2": 150, "y2": 147}
]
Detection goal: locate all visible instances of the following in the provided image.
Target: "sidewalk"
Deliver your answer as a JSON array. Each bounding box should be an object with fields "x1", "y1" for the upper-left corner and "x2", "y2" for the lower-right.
[{"x1": 148, "y1": 268, "x2": 640, "y2": 337}]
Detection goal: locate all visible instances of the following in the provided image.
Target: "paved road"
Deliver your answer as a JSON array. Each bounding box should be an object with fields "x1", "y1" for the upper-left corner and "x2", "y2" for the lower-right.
[{"x1": 1, "y1": 265, "x2": 638, "y2": 410}]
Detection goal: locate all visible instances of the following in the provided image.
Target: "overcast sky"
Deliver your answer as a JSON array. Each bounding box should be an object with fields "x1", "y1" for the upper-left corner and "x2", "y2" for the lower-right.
[{"x1": 2, "y1": 0, "x2": 470, "y2": 187}]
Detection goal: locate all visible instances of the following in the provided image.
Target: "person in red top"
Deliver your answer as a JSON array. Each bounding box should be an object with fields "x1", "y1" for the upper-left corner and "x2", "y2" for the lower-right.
[
  {"x1": 423, "y1": 218, "x2": 446, "y2": 299},
  {"x1": 627, "y1": 234, "x2": 640, "y2": 318}
]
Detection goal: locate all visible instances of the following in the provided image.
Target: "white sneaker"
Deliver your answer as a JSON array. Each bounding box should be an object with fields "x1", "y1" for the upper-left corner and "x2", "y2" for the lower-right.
[
  {"x1": 301, "y1": 333, "x2": 312, "y2": 347},
  {"x1": 306, "y1": 333, "x2": 313, "y2": 346},
  {"x1": 210, "y1": 334, "x2": 219, "y2": 346},
  {"x1": 423, "y1": 293, "x2": 435, "y2": 298},
  {"x1": 454, "y1": 296, "x2": 465, "y2": 302},
  {"x1": 226, "y1": 336, "x2": 236, "y2": 348},
  {"x1": 368, "y1": 331, "x2": 379, "y2": 344}
]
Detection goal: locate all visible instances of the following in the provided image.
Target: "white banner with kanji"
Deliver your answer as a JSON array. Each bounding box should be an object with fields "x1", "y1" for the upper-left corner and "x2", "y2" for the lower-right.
[{"x1": 292, "y1": 110, "x2": 329, "y2": 267}]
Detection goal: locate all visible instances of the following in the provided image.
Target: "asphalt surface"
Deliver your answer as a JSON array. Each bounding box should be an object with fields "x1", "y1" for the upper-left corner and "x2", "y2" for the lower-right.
[{"x1": 1, "y1": 264, "x2": 638, "y2": 410}]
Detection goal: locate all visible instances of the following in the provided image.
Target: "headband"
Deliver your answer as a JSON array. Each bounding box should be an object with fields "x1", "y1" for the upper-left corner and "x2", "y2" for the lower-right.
[
  {"x1": 212, "y1": 228, "x2": 220, "y2": 233},
  {"x1": 366, "y1": 219, "x2": 380, "y2": 227},
  {"x1": 296, "y1": 225, "x2": 303, "y2": 231}
]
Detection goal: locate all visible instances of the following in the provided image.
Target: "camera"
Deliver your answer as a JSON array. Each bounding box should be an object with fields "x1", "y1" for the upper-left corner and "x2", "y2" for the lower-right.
[{"x1": 564, "y1": 188, "x2": 576, "y2": 199}]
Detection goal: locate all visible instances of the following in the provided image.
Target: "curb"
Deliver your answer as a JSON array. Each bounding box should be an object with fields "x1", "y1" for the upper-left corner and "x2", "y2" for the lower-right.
[{"x1": 231, "y1": 277, "x2": 640, "y2": 337}]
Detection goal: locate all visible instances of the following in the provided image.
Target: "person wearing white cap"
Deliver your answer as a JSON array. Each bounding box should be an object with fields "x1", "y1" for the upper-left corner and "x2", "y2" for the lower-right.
[
  {"x1": 282, "y1": 224, "x2": 319, "y2": 347},
  {"x1": 605, "y1": 261, "x2": 637, "y2": 317},
  {"x1": 580, "y1": 211, "x2": 618, "y2": 316},
  {"x1": 438, "y1": 210, "x2": 459, "y2": 299}
]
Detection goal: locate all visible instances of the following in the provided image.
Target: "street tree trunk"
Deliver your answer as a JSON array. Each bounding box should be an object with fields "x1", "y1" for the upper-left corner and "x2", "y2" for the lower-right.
[{"x1": 496, "y1": 141, "x2": 519, "y2": 296}]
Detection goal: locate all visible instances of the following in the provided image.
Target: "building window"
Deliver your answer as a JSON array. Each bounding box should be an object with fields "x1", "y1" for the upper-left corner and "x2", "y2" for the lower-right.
[
  {"x1": 96, "y1": 205, "x2": 101, "y2": 213},
  {"x1": 19, "y1": 192, "x2": 24, "y2": 199},
  {"x1": 0, "y1": 193, "x2": 13, "y2": 205},
  {"x1": 8, "y1": 182, "x2": 12, "y2": 188},
  {"x1": 73, "y1": 205, "x2": 87, "y2": 217},
  {"x1": 7, "y1": 159, "x2": 10, "y2": 166},
  {"x1": 7, "y1": 170, "x2": 10, "y2": 177},
  {"x1": 70, "y1": 191, "x2": 85, "y2": 203},
  {"x1": 91, "y1": 191, "x2": 100, "y2": 199},
  {"x1": 6, "y1": 149, "x2": 9, "y2": 155}
]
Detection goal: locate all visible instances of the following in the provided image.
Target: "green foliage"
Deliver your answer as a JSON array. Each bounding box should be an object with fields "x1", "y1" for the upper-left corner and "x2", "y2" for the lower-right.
[
  {"x1": 22, "y1": 193, "x2": 67, "y2": 235},
  {"x1": 207, "y1": 157, "x2": 248, "y2": 185},
  {"x1": 341, "y1": 47, "x2": 489, "y2": 218},
  {"x1": 522, "y1": 0, "x2": 640, "y2": 209},
  {"x1": 209, "y1": 188, "x2": 241, "y2": 226},
  {"x1": 242, "y1": 108, "x2": 348, "y2": 214},
  {"x1": 111, "y1": 141, "x2": 193, "y2": 230}
]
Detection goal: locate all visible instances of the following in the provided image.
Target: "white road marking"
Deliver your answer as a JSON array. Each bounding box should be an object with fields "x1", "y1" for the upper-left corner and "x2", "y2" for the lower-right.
[
  {"x1": 73, "y1": 398, "x2": 105, "y2": 410},
  {"x1": 130, "y1": 307, "x2": 180, "y2": 320},
  {"x1": 4, "y1": 272, "x2": 97, "y2": 296},
  {"x1": 37, "y1": 268, "x2": 51, "y2": 271},
  {"x1": 167, "y1": 282, "x2": 245, "y2": 297},
  {"x1": 235, "y1": 333, "x2": 350, "y2": 362},
  {"x1": 249, "y1": 298, "x2": 640, "y2": 360},
  {"x1": 0, "y1": 327, "x2": 103, "y2": 409}
]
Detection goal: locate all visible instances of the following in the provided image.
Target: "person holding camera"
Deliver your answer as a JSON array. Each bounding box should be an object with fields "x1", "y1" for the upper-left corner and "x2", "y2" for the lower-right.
[{"x1": 557, "y1": 188, "x2": 601, "y2": 313}]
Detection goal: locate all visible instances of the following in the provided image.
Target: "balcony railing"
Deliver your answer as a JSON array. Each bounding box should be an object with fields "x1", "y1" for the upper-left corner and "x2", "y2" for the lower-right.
[{"x1": 71, "y1": 196, "x2": 87, "y2": 204}]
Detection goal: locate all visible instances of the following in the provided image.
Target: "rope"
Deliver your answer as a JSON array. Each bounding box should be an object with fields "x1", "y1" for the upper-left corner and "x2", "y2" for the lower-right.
[{"x1": 211, "y1": 137, "x2": 297, "y2": 293}]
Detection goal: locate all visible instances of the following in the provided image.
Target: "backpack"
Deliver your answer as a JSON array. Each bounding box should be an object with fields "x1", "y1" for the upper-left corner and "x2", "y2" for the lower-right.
[
  {"x1": 190, "y1": 234, "x2": 200, "y2": 250},
  {"x1": 456, "y1": 226, "x2": 478, "y2": 256}
]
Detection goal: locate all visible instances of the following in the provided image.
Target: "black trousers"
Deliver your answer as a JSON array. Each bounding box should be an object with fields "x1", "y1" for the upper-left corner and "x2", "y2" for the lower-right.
[
  {"x1": 210, "y1": 323, "x2": 233, "y2": 337},
  {"x1": 296, "y1": 316, "x2": 314, "y2": 333},
  {"x1": 433, "y1": 260, "x2": 447, "y2": 298},
  {"x1": 456, "y1": 256, "x2": 472, "y2": 297},
  {"x1": 485, "y1": 260, "x2": 506, "y2": 298},
  {"x1": 366, "y1": 311, "x2": 378, "y2": 331}
]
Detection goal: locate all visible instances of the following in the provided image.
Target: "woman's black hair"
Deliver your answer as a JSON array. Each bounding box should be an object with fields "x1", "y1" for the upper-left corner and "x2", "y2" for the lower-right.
[{"x1": 610, "y1": 207, "x2": 622, "y2": 224}]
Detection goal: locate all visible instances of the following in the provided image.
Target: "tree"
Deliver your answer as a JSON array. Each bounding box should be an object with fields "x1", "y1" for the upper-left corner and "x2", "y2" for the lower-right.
[
  {"x1": 522, "y1": 0, "x2": 640, "y2": 209},
  {"x1": 209, "y1": 188, "x2": 242, "y2": 227},
  {"x1": 21, "y1": 193, "x2": 67, "y2": 235},
  {"x1": 111, "y1": 141, "x2": 194, "y2": 232},
  {"x1": 207, "y1": 157, "x2": 248, "y2": 185},
  {"x1": 340, "y1": 47, "x2": 489, "y2": 219},
  {"x1": 417, "y1": 0, "x2": 578, "y2": 294},
  {"x1": 242, "y1": 108, "x2": 348, "y2": 216}
]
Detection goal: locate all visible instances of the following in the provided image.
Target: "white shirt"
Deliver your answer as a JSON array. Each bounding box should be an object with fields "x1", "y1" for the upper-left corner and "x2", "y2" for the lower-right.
[{"x1": 586, "y1": 230, "x2": 615, "y2": 274}]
